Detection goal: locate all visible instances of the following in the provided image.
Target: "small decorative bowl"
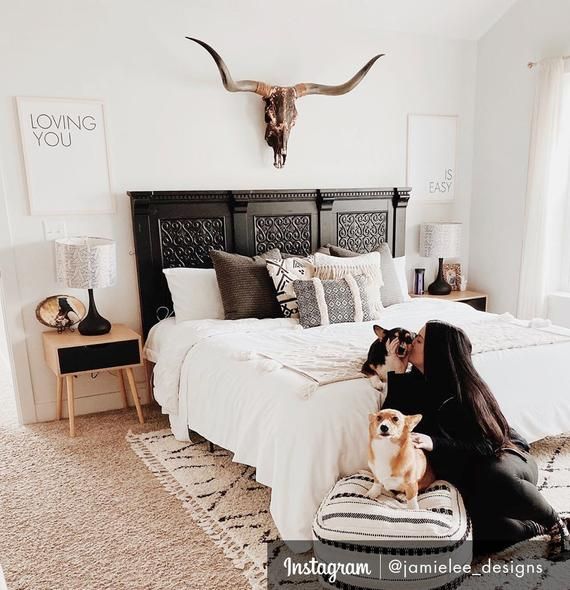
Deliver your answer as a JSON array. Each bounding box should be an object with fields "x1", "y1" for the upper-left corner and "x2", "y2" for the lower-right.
[{"x1": 35, "y1": 295, "x2": 86, "y2": 333}]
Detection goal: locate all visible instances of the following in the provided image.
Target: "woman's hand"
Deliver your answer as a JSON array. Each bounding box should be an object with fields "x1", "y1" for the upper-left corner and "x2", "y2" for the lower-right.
[
  {"x1": 411, "y1": 433, "x2": 433, "y2": 451},
  {"x1": 385, "y1": 338, "x2": 409, "y2": 374}
]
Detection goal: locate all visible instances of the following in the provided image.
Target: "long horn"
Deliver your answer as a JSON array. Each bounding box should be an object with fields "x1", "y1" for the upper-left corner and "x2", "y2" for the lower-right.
[
  {"x1": 294, "y1": 54, "x2": 384, "y2": 97},
  {"x1": 186, "y1": 37, "x2": 269, "y2": 96}
]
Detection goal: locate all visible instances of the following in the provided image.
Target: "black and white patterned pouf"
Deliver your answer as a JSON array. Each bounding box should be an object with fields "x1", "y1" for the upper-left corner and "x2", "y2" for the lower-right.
[{"x1": 312, "y1": 472, "x2": 472, "y2": 590}]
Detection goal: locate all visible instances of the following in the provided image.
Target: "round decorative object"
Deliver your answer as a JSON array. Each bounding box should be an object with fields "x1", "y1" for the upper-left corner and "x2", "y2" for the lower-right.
[
  {"x1": 35, "y1": 295, "x2": 86, "y2": 332},
  {"x1": 313, "y1": 473, "x2": 471, "y2": 589}
]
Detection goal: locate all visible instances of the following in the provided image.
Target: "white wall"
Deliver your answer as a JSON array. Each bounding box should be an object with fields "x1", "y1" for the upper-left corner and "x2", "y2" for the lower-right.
[
  {"x1": 0, "y1": 163, "x2": 35, "y2": 424},
  {"x1": 0, "y1": 281, "x2": 8, "y2": 364},
  {"x1": 0, "y1": 0, "x2": 477, "y2": 422},
  {"x1": 470, "y1": 0, "x2": 570, "y2": 314}
]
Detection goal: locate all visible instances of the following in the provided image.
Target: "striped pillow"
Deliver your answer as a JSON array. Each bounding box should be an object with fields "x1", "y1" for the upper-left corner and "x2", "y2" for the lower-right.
[{"x1": 292, "y1": 275, "x2": 373, "y2": 328}]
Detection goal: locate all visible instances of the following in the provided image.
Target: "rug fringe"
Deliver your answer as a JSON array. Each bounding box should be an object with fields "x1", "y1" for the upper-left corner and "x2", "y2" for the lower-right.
[{"x1": 126, "y1": 431, "x2": 266, "y2": 590}]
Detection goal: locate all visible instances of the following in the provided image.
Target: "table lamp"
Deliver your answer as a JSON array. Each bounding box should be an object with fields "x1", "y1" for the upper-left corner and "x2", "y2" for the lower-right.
[
  {"x1": 55, "y1": 237, "x2": 116, "y2": 335},
  {"x1": 419, "y1": 223, "x2": 462, "y2": 295}
]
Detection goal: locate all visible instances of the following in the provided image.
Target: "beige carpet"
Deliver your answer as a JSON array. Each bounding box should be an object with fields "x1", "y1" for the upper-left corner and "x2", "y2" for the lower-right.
[
  {"x1": 127, "y1": 431, "x2": 276, "y2": 589},
  {"x1": 0, "y1": 405, "x2": 250, "y2": 590},
  {"x1": 129, "y1": 429, "x2": 570, "y2": 589}
]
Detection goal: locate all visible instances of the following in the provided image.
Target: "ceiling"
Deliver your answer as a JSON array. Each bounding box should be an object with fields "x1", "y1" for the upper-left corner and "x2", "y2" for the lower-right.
[{"x1": 352, "y1": 0, "x2": 519, "y2": 40}]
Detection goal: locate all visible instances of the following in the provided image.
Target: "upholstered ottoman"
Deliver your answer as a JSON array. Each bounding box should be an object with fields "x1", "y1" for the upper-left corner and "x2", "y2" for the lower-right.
[{"x1": 312, "y1": 472, "x2": 472, "y2": 589}]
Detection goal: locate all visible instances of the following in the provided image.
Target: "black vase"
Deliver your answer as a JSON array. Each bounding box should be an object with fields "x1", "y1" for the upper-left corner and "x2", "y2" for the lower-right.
[
  {"x1": 78, "y1": 289, "x2": 111, "y2": 336},
  {"x1": 427, "y1": 258, "x2": 452, "y2": 295}
]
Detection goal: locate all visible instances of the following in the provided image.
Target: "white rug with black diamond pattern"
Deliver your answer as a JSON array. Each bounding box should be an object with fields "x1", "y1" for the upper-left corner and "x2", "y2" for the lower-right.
[{"x1": 128, "y1": 430, "x2": 570, "y2": 589}]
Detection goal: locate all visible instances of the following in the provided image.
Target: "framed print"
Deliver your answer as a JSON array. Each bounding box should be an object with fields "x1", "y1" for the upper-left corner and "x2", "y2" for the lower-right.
[
  {"x1": 443, "y1": 262, "x2": 462, "y2": 291},
  {"x1": 406, "y1": 114, "x2": 457, "y2": 203},
  {"x1": 16, "y1": 96, "x2": 114, "y2": 215}
]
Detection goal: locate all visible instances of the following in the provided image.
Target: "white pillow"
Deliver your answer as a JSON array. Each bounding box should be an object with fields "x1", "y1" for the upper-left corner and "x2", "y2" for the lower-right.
[
  {"x1": 313, "y1": 251, "x2": 382, "y2": 272},
  {"x1": 393, "y1": 256, "x2": 412, "y2": 302},
  {"x1": 313, "y1": 251, "x2": 384, "y2": 318},
  {"x1": 163, "y1": 268, "x2": 224, "y2": 322}
]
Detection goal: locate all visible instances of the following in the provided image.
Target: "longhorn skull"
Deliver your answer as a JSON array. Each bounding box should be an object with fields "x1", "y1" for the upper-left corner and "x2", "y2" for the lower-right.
[{"x1": 187, "y1": 37, "x2": 384, "y2": 168}]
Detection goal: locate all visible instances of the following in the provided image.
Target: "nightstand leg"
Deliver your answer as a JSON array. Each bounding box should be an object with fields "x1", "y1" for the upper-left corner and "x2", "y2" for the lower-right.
[
  {"x1": 56, "y1": 377, "x2": 63, "y2": 420},
  {"x1": 144, "y1": 359, "x2": 154, "y2": 402},
  {"x1": 65, "y1": 375, "x2": 75, "y2": 437},
  {"x1": 118, "y1": 370, "x2": 129, "y2": 409},
  {"x1": 125, "y1": 368, "x2": 144, "y2": 424}
]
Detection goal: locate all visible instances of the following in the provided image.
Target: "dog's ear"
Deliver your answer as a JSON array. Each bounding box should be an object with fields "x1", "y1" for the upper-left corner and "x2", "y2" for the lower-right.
[
  {"x1": 405, "y1": 414, "x2": 422, "y2": 432},
  {"x1": 373, "y1": 325, "x2": 386, "y2": 340}
]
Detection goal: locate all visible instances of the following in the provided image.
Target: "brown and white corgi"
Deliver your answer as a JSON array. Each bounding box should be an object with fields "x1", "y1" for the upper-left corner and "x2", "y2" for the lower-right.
[
  {"x1": 361, "y1": 326, "x2": 415, "y2": 393},
  {"x1": 366, "y1": 409, "x2": 435, "y2": 509}
]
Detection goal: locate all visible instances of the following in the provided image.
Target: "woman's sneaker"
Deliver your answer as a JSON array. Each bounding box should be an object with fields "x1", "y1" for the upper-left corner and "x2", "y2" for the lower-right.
[{"x1": 548, "y1": 517, "x2": 570, "y2": 562}]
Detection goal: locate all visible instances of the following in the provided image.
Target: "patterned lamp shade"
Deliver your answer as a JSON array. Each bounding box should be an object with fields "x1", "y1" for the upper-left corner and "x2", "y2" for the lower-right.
[
  {"x1": 420, "y1": 223, "x2": 462, "y2": 259},
  {"x1": 55, "y1": 237, "x2": 116, "y2": 289}
]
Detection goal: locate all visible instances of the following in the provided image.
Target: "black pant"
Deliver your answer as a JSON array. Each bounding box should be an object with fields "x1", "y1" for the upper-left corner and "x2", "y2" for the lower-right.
[{"x1": 462, "y1": 449, "x2": 558, "y2": 554}]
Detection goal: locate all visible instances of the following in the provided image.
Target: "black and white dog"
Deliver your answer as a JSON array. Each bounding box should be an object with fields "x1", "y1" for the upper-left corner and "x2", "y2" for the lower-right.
[{"x1": 361, "y1": 325, "x2": 415, "y2": 395}]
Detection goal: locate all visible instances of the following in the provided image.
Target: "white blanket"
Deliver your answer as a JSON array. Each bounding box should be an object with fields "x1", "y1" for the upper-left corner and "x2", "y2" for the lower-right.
[
  {"x1": 146, "y1": 298, "x2": 570, "y2": 546},
  {"x1": 150, "y1": 308, "x2": 570, "y2": 411},
  {"x1": 151, "y1": 317, "x2": 301, "y2": 414},
  {"x1": 233, "y1": 314, "x2": 570, "y2": 392}
]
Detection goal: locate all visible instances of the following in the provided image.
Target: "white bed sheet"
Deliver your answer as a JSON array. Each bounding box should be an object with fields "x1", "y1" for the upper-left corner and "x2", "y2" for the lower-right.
[
  {"x1": 144, "y1": 317, "x2": 176, "y2": 364},
  {"x1": 146, "y1": 299, "x2": 570, "y2": 547}
]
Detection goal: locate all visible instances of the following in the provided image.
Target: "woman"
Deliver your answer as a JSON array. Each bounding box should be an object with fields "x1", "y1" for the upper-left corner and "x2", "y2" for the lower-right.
[{"x1": 383, "y1": 320, "x2": 570, "y2": 560}]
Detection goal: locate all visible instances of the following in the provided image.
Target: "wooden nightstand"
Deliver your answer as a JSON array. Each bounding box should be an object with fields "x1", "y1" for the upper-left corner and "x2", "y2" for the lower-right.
[
  {"x1": 42, "y1": 324, "x2": 144, "y2": 436},
  {"x1": 409, "y1": 289, "x2": 488, "y2": 312}
]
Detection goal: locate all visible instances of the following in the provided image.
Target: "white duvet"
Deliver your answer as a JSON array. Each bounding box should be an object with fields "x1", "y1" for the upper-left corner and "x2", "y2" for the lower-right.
[{"x1": 145, "y1": 298, "x2": 570, "y2": 547}]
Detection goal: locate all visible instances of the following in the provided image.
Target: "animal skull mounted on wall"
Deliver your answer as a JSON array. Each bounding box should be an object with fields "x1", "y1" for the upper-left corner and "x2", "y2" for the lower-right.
[{"x1": 186, "y1": 37, "x2": 384, "y2": 168}]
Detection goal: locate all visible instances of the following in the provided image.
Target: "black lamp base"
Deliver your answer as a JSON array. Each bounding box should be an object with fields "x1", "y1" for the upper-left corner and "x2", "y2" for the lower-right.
[
  {"x1": 427, "y1": 258, "x2": 452, "y2": 295},
  {"x1": 78, "y1": 289, "x2": 111, "y2": 336}
]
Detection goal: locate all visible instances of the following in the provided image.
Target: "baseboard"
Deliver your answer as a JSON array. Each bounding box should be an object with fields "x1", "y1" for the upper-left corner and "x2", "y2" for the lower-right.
[{"x1": 32, "y1": 381, "x2": 151, "y2": 423}]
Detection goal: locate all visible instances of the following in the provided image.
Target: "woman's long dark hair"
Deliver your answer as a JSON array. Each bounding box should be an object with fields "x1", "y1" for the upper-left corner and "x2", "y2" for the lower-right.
[{"x1": 424, "y1": 320, "x2": 513, "y2": 452}]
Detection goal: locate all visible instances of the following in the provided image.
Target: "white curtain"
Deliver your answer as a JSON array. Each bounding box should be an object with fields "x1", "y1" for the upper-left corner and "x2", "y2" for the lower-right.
[
  {"x1": 560, "y1": 75, "x2": 570, "y2": 292},
  {"x1": 517, "y1": 58, "x2": 569, "y2": 319}
]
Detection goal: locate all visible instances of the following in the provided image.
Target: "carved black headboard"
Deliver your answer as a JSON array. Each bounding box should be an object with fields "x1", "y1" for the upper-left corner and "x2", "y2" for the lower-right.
[{"x1": 128, "y1": 187, "x2": 410, "y2": 338}]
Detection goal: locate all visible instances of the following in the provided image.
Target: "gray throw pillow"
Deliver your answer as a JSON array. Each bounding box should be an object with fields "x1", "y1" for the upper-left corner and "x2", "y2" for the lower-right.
[
  {"x1": 209, "y1": 249, "x2": 283, "y2": 320},
  {"x1": 293, "y1": 275, "x2": 373, "y2": 328},
  {"x1": 329, "y1": 243, "x2": 404, "y2": 306},
  {"x1": 282, "y1": 246, "x2": 330, "y2": 258}
]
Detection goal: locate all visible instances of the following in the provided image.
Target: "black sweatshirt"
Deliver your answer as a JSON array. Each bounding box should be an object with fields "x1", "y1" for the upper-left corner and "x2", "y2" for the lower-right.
[{"x1": 384, "y1": 369, "x2": 530, "y2": 486}]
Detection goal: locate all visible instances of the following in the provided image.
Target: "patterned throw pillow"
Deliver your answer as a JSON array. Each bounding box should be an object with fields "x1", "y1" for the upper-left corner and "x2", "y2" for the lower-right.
[
  {"x1": 313, "y1": 251, "x2": 383, "y2": 318},
  {"x1": 328, "y1": 243, "x2": 406, "y2": 306},
  {"x1": 266, "y1": 256, "x2": 315, "y2": 318},
  {"x1": 292, "y1": 275, "x2": 373, "y2": 328}
]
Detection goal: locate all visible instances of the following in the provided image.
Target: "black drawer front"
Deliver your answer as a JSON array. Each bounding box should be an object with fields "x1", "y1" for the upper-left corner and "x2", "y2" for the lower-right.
[
  {"x1": 58, "y1": 339, "x2": 140, "y2": 374},
  {"x1": 462, "y1": 298, "x2": 487, "y2": 312}
]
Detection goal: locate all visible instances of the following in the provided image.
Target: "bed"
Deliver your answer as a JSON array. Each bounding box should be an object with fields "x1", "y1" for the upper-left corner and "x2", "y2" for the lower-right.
[{"x1": 129, "y1": 188, "x2": 570, "y2": 549}]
